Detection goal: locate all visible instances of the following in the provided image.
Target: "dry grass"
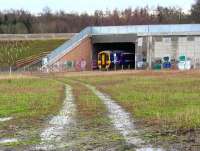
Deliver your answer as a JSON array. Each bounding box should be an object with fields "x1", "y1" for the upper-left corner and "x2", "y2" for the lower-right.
[{"x1": 0, "y1": 74, "x2": 34, "y2": 80}]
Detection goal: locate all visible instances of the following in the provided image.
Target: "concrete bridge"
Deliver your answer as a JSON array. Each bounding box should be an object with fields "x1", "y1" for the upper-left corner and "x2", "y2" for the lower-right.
[{"x1": 42, "y1": 24, "x2": 200, "y2": 71}]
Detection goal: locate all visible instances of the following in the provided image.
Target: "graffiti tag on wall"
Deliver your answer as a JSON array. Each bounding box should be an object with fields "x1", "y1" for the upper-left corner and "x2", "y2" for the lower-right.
[{"x1": 76, "y1": 59, "x2": 87, "y2": 71}]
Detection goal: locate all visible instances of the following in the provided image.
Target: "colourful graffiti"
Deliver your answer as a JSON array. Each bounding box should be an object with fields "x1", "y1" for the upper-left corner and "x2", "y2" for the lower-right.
[{"x1": 76, "y1": 59, "x2": 87, "y2": 71}]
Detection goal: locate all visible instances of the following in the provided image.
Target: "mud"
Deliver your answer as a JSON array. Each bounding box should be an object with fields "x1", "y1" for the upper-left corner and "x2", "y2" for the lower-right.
[
  {"x1": 35, "y1": 84, "x2": 76, "y2": 150},
  {"x1": 0, "y1": 138, "x2": 18, "y2": 144},
  {"x1": 86, "y1": 84, "x2": 164, "y2": 151},
  {"x1": 0, "y1": 117, "x2": 13, "y2": 122}
]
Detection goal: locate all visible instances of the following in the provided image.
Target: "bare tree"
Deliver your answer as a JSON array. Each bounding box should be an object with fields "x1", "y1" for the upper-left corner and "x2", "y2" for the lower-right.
[
  {"x1": 0, "y1": 6, "x2": 195, "y2": 34},
  {"x1": 191, "y1": 0, "x2": 200, "y2": 23}
]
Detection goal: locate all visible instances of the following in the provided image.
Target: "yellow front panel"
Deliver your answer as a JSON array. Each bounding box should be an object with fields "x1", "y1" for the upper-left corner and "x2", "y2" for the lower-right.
[{"x1": 102, "y1": 54, "x2": 105, "y2": 65}]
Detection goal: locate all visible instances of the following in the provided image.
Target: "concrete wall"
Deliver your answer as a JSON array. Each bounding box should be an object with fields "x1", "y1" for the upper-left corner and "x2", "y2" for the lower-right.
[
  {"x1": 153, "y1": 36, "x2": 177, "y2": 59},
  {"x1": 53, "y1": 37, "x2": 93, "y2": 71},
  {"x1": 135, "y1": 35, "x2": 200, "y2": 69},
  {"x1": 153, "y1": 36, "x2": 200, "y2": 67},
  {"x1": 153, "y1": 36, "x2": 200, "y2": 59},
  {"x1": 0, "y1": 33, "x2": 75, "y2": 41}
]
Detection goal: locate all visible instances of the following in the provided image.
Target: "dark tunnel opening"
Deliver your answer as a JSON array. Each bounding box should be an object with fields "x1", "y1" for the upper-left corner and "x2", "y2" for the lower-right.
[{"x1": 92, "y1": 42, "x2": 135, "y2": 70}]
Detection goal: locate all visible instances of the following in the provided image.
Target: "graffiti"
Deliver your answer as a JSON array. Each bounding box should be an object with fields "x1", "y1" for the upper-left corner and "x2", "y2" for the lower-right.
[
  {"x1": 81, "y1": 59, "x2": 87, "y2": 70},
  {"x1": 46, "y1": 59, "x2": 87, "y2": 72},
  {"x1": 63, "y1": 61, "x2": 75, "y2": 69},
  {"x1": 76, "y1": 59, "x2": 87, "y2": 71}
]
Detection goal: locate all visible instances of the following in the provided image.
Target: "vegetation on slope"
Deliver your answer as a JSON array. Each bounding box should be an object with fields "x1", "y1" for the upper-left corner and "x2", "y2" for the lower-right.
[{"x1": 0, "y1": 39, "x2": 66, "y2": 68}]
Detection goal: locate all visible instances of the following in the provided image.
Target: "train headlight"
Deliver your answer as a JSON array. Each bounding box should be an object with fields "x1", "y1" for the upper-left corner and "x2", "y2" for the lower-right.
[
  {"x1": 98, "y1": 60, "x2": 101, "y2": 65},
  {"x1": 107, "y1": 61, "x2": 111, "y2": 65}
]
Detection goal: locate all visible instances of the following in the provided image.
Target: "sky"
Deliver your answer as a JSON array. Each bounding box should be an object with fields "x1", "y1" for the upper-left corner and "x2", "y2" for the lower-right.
[{"x1": 0, "y1": 0, "x2": 195, "y2": 14}]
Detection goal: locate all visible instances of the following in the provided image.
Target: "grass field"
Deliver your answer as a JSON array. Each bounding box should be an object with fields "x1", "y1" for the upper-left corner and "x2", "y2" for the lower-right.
[
  {"x1": 0, "y1": 76, "x2": 64, "y2": 146},
  {"x1": 57, "y1": 79, "x2": 125, "y2": 150},
  {"x1": 1, "y1": 71, "x2": 200, "y2": 150},
  {"x1": 67, "y1": 71, "x2": 200, "y2": 132}
]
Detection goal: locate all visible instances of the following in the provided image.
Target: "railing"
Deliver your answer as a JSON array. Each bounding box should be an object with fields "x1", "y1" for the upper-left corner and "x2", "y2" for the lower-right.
[
  {"x1": 46, "y1": 27, "x2": 92, "y2": 66},
  {"x1": 91, "y1": 25, "x2": 148, "y2": 35},
  {"x1": 92, "y1": 24, "x2": 200, "y2": 35}
]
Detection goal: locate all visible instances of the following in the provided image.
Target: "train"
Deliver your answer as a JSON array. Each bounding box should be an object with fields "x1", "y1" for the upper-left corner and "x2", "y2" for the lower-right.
[{"x1": 97, "y1": 50, "x2": 135, "y2": 70}]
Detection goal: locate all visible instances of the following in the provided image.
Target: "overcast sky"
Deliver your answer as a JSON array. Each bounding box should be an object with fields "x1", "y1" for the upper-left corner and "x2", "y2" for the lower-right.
[{"x1": 0, "y1": 0, "x2": 195, "y2": 14}]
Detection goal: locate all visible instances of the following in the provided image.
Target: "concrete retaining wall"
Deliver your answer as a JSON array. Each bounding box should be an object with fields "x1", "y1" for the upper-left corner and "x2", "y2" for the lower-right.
[
  {"x1": 153, "y1": 36, "x2": 200, "y2": 64},
  {"x1": 0, "y1": 33, "x2": 75, "y2": 41}
]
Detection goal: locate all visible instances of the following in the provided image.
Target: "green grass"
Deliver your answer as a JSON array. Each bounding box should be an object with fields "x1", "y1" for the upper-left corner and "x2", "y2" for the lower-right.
[
  {"x1": 68, "y1": 72, "x2": 200, "y2": 131},
  {"x1": 59, "y1": 79, "x2": 125, "y2": 149},
  {"x1": 0, "y1": 78, "x2": 64, "y2": 118},
  {"x1": 68, "y1": 80, "x2": 111, "y2": 128},
  {"x1": 19, "y1": 39, "x2": 66, "y2": 60},
  {"x1": 0, "y1": 76, "x2": 64, "y2": 146}
]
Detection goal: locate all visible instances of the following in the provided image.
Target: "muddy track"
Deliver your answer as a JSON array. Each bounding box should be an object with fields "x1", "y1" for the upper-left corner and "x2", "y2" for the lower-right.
[
  {"x1": 0, "y1": 81, "x2": 174, "y2": 151},
  {"x1": 34, "y1": 82, "x2": 125, "y2": 151},
  {"x1": 85, "y1": 84, "x2": 165, "y2": 151},
  {"x1": 35, "y1": 84, "x2": 76, "y2": 150}
]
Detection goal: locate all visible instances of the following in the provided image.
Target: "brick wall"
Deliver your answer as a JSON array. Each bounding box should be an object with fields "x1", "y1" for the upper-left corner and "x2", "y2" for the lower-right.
[{"x1": 55, "y1": 37, "x2": 93, "y2": 71}]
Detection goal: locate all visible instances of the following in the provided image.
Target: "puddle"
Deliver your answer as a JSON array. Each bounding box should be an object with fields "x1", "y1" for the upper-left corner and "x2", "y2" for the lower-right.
[
  {"x1": 137, "y1": 148, "x2": 164, "y2": 151},
  {"x1": 86, "y1": 84, "x2": 165, "y2": 151},
  {"x1": 0, "y1": 117, "x2": 13, "y2": 122},
  {"x1": 0, "y1": 138, "x2": 18, "y2": 144},
  {"x1": 35, "y1": 84, "x2": 76, "y2": 150}
]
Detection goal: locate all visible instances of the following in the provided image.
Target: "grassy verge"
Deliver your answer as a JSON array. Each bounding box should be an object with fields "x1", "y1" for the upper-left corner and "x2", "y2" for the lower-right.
[{"x1": 0, "y1": 76, "x2": 64, "y2": 147}]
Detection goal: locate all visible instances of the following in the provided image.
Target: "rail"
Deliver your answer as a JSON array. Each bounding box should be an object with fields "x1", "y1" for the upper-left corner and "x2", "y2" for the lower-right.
[{"x1": 45, "y1": 27, "x2": 92, "y2": 66}]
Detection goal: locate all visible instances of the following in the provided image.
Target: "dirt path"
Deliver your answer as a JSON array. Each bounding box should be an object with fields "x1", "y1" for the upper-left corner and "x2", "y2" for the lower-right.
[
  {"x1": 29, "y1": 81, "x2": 127, "y2": 151},
  {"x1": 68, "y1": 81, "x2": 128, "y2": 150},
  {"x1": 86, "y1": 84, "x2": 165, "y2": 151},
  {"x1": 35, "y1": 84, "x2": 76, "y2": 150},
  {"x1": 0, "y1": 81, "x2": 173, "y2": 150}
]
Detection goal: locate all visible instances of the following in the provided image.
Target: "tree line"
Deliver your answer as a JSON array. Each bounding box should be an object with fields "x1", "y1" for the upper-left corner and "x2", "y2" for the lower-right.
[{"x1": 0, "y1": 0, "x2": 200, "y2": 34}]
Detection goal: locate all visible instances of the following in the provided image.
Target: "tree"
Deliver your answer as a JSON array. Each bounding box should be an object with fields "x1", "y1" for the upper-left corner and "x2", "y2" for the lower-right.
[
  {"x1": 14, "y1": 22, "x2": 28, "y2": 34},
  {"x1": 122, "y1": 8, "x2": 133, "y2": 25},
  {"x1": 191, "y1": 0, "x2": 200, "y2": 23},
  {"x1": 0, "y1": 7, "x2": 193, "y2": 33}
]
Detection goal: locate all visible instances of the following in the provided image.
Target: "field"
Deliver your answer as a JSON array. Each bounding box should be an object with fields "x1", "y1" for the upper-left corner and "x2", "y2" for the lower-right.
[
  {"x1": 1, "y1": 71, "x2": 200, "y2": 150},
  {"x1": 59, "y1": 80, "x2": 125, "y2": 150},
  {"x1": 61, "y1": 71, "x2": 200, "y2": 150},
  {"x1": 0, "y1": 75, "x2": 64, "y2": 148},
  {"x1": 69, "y1": 71, "x2": 200, "y2": 130}
]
